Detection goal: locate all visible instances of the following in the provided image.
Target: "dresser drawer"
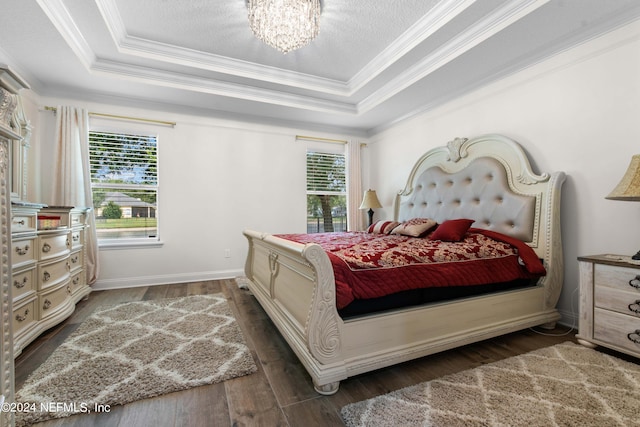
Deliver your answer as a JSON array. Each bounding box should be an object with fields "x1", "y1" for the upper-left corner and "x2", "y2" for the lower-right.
[
  {"x1": 12, "y1": 267, "x2": 36, "y2": 301},
  {"x1": 39, "y1": 281, "x2": 72, "y2": 320},
  {"x1": 38, "y1": 256, "x2": 70, "y2": 291},
  {"x1": 69, "y1": 249, "x2": 83, "y2": 274},
  {"x1": 70, "y1": 269, "x2": 85, "y2": 295},
  {"x1": 11, "y1": 237, "x2": 36, "y2": 269},
  {"x1": 11, "y1": 212, "x2": 36, "y2": 234},
  {"x1": 12, "y1": 297, "x2": 37, "y2": 336},
  {"x1": 70, "y1": 229, "x2": 83, "y2": 249},
  {"x1": 39, "y1": 232, "x2": 70, "y2": 261},
  {"x1": 594, "y1": 308, "x2": 640, "y2": 356},
  {"x1": 70, "y1": 211, "x2": 85, "y2": 228},
  {"x1": 594, "y1": 263, "x2": 640, "y2": 292}
]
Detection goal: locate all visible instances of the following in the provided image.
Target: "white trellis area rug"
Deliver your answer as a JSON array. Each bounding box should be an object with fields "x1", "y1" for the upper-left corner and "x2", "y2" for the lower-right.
[
  {"x1": 16, "y1": 294, "x2": 257, "y2": 426},
  {"x1": 341, "y1": 341, "x2": 640, "y2": 427}
]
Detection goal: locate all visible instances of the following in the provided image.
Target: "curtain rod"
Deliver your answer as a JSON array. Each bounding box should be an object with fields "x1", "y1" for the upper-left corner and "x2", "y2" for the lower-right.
[
  {"x1": 296, "y1": 135, "x2": 347, "y2": 144},
  {"x1": 44, "y1": 106, "x2": 176, "y2": 127}
]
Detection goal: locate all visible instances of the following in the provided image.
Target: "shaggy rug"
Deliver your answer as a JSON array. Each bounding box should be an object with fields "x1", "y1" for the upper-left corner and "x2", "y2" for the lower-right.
[
  {"x1": 16, "y1": 294, "x2": 257, "y2": 426},
  {"x1": 341, "y1": 342, "x2": 640, "y2": 427}
]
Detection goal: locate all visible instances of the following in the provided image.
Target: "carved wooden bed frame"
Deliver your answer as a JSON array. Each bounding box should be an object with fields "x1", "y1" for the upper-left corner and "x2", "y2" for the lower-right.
[{"x1": 243, "y1": 134, "x2": 566, "y2": 394}]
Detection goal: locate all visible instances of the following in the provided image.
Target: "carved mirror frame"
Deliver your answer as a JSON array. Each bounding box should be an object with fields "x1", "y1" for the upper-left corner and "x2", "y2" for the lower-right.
[{"x1": 0, "y1": 66, "x2": 30, "y2": 427}]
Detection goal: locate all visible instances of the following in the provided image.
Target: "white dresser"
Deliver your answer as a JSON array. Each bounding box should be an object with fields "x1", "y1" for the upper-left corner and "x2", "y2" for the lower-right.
[
  {"x1": 11, "y1": 204, "x2": 91, "y2": 356},
  {"x1": 577, "y1": 254, "x2": 640, "y2": 358}
]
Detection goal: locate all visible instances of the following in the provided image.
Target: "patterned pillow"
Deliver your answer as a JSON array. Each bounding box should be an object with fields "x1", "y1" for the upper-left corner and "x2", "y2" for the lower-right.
[
  {"x1": 390, "y1": 218, "x2": 437, "y2": 237},
  {"x1": 367, "y1": 220, "x2": 401, "y2": 234},
  {"x1": 429, "y1": 218, "x2": 475, "y2": 241}
]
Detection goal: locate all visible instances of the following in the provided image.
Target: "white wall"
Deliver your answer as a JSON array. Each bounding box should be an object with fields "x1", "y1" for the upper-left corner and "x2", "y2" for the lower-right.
[
  {"x1": 26, "y1": 100, "x2": 360, "y2": 289},
  {"x1": 367, "y1": 20, "x2": 640, "y2": 325}
]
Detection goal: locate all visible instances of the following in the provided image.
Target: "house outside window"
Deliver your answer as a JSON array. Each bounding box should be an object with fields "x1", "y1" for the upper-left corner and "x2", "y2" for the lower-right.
[
  {"x1": 89, "y1": 130, "x2": 159, "y2": 243},
  {"x1": 306, "y1": 146, "x2": 347, "y2": 233}
]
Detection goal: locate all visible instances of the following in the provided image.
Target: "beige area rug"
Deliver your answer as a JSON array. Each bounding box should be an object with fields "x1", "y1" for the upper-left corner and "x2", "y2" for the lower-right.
[
  {"x1": 341, "y1": 342, "x2": 640, "y2": 427},
  {"x1": 16, "y1": 294, "x2": 257, "y2": 426}
]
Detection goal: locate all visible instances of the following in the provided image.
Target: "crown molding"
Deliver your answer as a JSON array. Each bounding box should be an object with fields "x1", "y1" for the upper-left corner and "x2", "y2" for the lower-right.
[
  {"x1": 358, "y1": 0, "x2": 550, "y2": 113},
  {"x1": 35, "y1": 0, "x2": 95, "y2": 69},
  {"x1": 91, "y1": 59, "x2": 358, "y2": 114},
  {"x1": 347, "y1": 0, "x2": 475, "y2": 94}
]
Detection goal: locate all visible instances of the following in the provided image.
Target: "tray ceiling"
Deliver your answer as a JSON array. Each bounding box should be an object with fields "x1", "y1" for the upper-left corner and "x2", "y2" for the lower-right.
[{"x1": 1, "y1": 0, "x2": 639, "y2": 135}]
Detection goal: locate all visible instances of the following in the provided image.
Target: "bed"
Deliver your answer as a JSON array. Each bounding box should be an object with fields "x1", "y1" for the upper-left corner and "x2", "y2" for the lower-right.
[{"x1": 243, "y1": 134, "x2": 566, "y2": 394}]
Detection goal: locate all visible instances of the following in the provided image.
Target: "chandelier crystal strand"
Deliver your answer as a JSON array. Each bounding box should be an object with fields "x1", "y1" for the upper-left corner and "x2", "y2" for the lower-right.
[{"x1": 248, "y1": 0, "x2": 320, "y2": 54}]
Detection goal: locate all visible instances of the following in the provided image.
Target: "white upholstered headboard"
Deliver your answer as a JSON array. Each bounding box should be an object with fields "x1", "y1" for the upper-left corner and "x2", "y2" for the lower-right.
[{"x1": 394, "y1": 134, "x2": 565, "y2": 269}]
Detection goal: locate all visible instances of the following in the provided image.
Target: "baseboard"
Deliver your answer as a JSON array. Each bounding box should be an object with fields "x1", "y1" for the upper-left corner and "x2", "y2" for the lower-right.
[
  {"x1": 90, "y1": 269, "x2": 245, "y2": 290},
  {"x1": 557, "y1": 306, "x2": 578, "y2": 330}
]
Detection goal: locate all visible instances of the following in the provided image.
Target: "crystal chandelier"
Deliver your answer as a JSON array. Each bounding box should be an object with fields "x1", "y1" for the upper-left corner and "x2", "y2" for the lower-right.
[{"x1": 247, "y1": 0, "x2": 321, "y2": 54}]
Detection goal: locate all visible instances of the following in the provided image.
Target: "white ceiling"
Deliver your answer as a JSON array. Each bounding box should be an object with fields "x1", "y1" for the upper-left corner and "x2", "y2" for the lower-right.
[{"x1": 1, "y1": 0, "x2": 640, "y2": 136}]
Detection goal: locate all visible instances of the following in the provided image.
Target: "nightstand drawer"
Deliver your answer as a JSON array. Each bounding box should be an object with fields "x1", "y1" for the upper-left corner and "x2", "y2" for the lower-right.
[
  {"x1": 595, "y1": 285, "x2": 640, "y2": 318},
  {"x1": 594, "y1": 263, "x2": 640, "y2": 293},
  {"x1": 594, "y1": 308, "x2": 640, "y2": 355}
]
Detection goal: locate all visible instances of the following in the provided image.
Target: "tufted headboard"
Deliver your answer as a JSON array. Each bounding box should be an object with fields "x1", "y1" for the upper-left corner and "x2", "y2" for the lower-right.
[{"x1": 394, "y1": 134, "x2": 565, "y2": 268}]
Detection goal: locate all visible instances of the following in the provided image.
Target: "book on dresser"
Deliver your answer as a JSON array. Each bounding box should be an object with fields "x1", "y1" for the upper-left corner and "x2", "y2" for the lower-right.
[{"x1": 11, "y1": 203, "x2": 91, "y2": 357}]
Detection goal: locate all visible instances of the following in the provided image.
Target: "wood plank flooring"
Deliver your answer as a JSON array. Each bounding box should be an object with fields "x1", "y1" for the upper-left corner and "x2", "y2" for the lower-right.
[{"x1": 15, "y1": 279, "x2": 579, "y2": 427}]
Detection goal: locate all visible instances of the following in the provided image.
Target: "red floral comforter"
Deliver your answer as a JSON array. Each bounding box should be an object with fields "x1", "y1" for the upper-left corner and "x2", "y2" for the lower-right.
[{"x1": 275, "y1": 229, "x2": 545, "y2": 309}]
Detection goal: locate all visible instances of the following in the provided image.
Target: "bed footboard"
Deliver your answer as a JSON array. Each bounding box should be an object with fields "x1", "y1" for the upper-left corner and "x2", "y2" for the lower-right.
[{"x1": 243, "y1": 229, "x2": 347, "y2": 394}]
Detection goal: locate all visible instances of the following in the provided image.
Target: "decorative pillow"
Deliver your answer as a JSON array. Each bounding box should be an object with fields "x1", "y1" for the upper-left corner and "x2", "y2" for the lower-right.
[
  {"x1": 367, "y1": 220, "x2": 401, "y2": 234},
  {"x1": 390, "y1": 218, "x2": 437, "y2": 237},
  {"x1": 429, "y1": 219, "x2": 475, "y2": 242}
]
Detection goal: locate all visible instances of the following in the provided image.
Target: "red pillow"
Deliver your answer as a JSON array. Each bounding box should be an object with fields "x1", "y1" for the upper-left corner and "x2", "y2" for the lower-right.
[{"x1": 429, "y1": 219, "x2": 475, "y2": 242}]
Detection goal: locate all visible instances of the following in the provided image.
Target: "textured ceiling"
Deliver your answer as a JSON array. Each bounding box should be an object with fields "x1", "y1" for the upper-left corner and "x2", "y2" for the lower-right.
[{"x1": 1, "y1": 0, "x2": 640, "y2": 136}]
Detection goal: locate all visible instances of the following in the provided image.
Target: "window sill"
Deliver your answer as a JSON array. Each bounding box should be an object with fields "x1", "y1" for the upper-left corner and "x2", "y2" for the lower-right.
[{"x1": 98, "y1": 239, "x2": 164, "y2": 250}]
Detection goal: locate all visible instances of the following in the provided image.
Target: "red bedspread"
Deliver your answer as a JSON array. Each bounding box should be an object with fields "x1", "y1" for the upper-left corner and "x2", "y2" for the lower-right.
[{"x1": 275, "y1": 229, "x2": 545, "y2": 309}]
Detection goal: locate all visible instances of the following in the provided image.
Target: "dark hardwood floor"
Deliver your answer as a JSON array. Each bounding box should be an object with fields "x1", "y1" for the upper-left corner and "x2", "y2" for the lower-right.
[{"x1": 15, "y1": 279, "x2": 578, "y2": 426}]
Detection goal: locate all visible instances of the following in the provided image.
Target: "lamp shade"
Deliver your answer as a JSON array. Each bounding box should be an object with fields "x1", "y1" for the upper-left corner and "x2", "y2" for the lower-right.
[
  {"x1": 606, "y1": 154, "x2": 640, "y2": 201},
  {"x1": 359, "y1": 189, "x2": 382, "y2": 209}
]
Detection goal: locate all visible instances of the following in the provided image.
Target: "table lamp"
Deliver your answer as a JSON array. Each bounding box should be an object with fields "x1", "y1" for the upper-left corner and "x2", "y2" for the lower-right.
[
  {"x1": 359, "y1": 189, "x2": 382, "y2": 227},
  {"x1": 606, "y1": 154, "x2": 640, "y2": 259}
]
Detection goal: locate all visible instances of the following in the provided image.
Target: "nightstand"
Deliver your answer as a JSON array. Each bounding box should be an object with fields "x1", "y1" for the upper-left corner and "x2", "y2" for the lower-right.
[{"x1": 577, "y1": 254, "x2": 640, "y2": 358}]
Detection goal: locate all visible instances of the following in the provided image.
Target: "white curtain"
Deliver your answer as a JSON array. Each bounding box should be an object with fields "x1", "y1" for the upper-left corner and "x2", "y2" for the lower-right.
[
  {"x1": 347, "y1": 139, "x2": 364, "y2": 231},
  {"x1": 51, "y1": 106, "x2": 99, "y2": 284}
]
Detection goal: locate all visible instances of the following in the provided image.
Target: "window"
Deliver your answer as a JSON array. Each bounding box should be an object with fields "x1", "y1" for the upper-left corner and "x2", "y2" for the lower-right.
[
  {"x1": 89, "y1": 130, "x2": 158, "y2": 243},
  {"x1": 306, "y1": 148, "x2": 347, "y2": 233}
]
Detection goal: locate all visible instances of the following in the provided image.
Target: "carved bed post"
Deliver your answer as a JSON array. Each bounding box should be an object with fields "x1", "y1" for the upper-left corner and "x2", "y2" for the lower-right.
[{"x1": 302, "y1": 244, "x2": 345, "y2": 394}]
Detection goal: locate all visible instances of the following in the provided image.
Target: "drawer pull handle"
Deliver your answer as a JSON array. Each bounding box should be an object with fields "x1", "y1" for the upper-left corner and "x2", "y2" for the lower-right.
[
  {"x1": 630, "y1": 276, "x2": 640, "y2": 289},
  {"x1": 629, "y1": 300, "x2": 640, "y2": 314},
  {"x1": 73, "y1": 235, "x2": 79, "y2": 242},
  {"x1": 13, "y1": 277, "x2": 28, "y2": 289},
  {"x1": 15, "y1": 245, "x2": 30, "y2": 255},
  {"x1": 72, "y1": 277, "x2": 79, "y2": 285},
  {"x1": 43, "y1": 299, "x2": 52, "y2": 310},
  {"x1": 42, "y1": 242, "x2": 51, "y2": 253},
  {"x1": 15, "y1": 309, "x2": 29, "y2": 322},
  {"x1": 628, "y1": 330, "x2": 640, "y2": 344},
  {"x1": 43, "y1": 271, "x2": 50, "y2": 282},
  {"x1": 15, "y1": 219, "x2": 25, "y2": 226}
]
